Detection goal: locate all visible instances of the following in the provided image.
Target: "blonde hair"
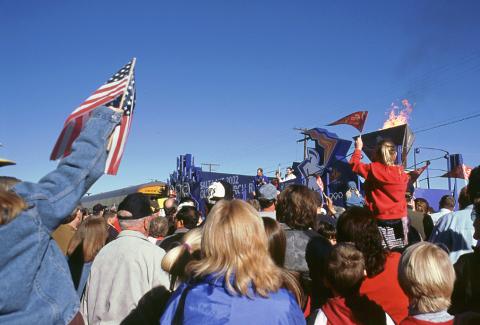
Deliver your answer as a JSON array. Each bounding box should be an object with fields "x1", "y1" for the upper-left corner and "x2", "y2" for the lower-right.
[
  {"x1": 67, "y1": 217, "x2": 108, "y2": 262},
  {"x1": 376, "y1": 140, "x2": 397, "y2": 166},
  {"x1": 161, "y1": 228, "x2": 202, "y2": 289},
  {"x1": 0, "y1": 177, "x2": 25, "y2": 225},
  {"x1": 188, "y1": 200, "x2": 302, "y2": 303},
  {"x1": 398, "y1": 242, "x2": 455, "y2": 313}
]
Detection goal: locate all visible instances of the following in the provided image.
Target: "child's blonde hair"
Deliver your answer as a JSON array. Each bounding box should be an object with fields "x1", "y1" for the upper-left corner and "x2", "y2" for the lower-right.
[
  {"x1": 375, "y1": 140, "x2": 397, "y2": 166},
  {"x1": 398, "y1": 242, "x2": 455, "y2": 313}
]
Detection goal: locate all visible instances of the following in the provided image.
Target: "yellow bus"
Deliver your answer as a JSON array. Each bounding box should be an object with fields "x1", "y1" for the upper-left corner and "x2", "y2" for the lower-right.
[{"x1": 80, "y1": 181, "x2": 169, "y2": 211}]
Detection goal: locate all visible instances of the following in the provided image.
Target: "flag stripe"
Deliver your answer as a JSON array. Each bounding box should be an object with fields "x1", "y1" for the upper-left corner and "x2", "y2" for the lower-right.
[
  {"x1": 50, "y1": 120, "x2": 75, "y2": 160},
  {"x1": 66, "y1": 93, "x2": 123, "y2": 124},
  {"x1": 77, "y1": 79, "x2": 128, "y2": 105},
  {"x1": 106, "y1": 115, "x2": 129, "y2": 174}
]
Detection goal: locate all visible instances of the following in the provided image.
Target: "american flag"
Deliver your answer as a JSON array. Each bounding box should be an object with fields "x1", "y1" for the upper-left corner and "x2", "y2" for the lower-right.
[{"x1": 50, "y1": 59, "x2": 136, "y2": 175}]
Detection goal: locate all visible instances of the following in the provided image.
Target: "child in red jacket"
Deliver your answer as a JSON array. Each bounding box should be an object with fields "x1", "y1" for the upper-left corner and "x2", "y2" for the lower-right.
[
  {"x1": 349, "y1": 137, "x2": 410, "y2": 249},
  {"x1": 308, "y1": 243, "x2": 395, "y2": 325}
]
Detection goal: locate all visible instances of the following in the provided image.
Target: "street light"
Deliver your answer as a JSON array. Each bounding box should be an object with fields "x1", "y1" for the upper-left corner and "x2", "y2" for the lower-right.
[{"x1": 413, "y1": 147, "x2": 451, "y2": 191}]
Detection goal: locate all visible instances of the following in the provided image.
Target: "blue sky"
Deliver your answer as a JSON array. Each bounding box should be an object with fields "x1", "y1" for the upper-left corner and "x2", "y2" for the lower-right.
[{"x1": 1, "y1": 0, "x2": 479, "y2": 194}]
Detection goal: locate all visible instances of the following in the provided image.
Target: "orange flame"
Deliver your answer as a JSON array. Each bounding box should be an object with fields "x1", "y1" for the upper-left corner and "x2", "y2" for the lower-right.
[{"x1": 381, "y1": 99, "x2": 413, "y2": 129}]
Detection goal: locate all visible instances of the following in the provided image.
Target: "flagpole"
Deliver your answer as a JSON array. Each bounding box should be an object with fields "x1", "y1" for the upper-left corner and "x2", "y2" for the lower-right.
[
  {"x1": 117, "y1": 57, "x2": 136, "y2": 110},
  {"x1": 107, "y1": 58, "x2": 136, "y2": 153}
]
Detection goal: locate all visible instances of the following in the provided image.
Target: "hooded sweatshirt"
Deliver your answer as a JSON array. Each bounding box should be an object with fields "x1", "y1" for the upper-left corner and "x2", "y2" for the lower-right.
[{"x1": 349, "y1": 149, "x2": 409, "y2": 220}]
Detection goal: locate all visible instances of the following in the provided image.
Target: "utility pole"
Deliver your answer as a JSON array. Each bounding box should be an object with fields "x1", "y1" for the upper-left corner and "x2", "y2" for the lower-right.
[
  {"x1": 293, "y1": 127, "x2": 309, "y2": 160},
  {"x1": 201, "y1": 163, "x2": 220, "y2": 172}
]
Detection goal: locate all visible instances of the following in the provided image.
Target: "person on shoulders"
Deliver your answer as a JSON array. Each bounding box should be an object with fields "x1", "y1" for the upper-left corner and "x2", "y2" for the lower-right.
[{"x1": 349, "y1": 137, "x2": 427, "y2": 250}]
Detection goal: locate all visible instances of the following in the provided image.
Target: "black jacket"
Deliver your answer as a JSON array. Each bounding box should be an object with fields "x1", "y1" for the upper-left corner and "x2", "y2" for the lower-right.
[{"x1": 450, "y1": 248, "x2": 480, "y2": 315}]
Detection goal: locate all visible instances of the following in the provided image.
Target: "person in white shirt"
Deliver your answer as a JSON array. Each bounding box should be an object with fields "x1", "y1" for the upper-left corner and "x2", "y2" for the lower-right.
[
  {"x1": 430, "y1": 195, "x2": 455, "y2": 225},
  {"x1": 277, "y1": 167, "x2": 297, "y2": 183}
]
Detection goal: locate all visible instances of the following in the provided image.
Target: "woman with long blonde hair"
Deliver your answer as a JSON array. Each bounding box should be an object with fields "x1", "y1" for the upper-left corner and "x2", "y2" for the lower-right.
[{"x1": 160, "y1": 199, "x2": 305, "y2": 324}]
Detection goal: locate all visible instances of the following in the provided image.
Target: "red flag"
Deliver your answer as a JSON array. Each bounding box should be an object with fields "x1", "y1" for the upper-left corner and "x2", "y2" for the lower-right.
[
  {"x1": 315, "y1": 174, "x2": 324, "y2": 192},
  {"x1": 408, "y1": 164, "x2": 429, "y2": 183},
  {"x1": 327, "y1": 111, "x2": 368, "y2": 132},
  {"x1": 50, "y1": 59, "x2": 136, "y2": 175},
  {"x1": 442, "y1": 164, "x2": 473, "y2": 180}
]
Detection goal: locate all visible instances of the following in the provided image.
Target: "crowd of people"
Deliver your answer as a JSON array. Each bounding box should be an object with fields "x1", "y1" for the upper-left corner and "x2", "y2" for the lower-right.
[{"x1": 1, "y1": 105, "x2": 480, "y2": 324}]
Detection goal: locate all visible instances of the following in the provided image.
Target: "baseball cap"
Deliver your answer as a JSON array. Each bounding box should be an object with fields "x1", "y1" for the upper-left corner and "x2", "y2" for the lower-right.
[
  {"x1": 207, "y1": 180, "x2": 233, "y2": 204},
  {"x1": 117, "y1": 193, "x2": 152, "y2": 220},
  {"x1": 258, "y1": 184, "x2": 277, "y2": 201}
]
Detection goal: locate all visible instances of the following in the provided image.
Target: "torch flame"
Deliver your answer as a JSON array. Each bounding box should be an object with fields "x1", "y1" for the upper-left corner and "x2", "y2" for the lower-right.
[{"x1": 381, "y1": 99, "x2": 413, "y2": 130}]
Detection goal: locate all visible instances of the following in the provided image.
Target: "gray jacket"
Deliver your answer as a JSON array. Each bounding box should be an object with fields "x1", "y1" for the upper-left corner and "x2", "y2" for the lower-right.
[{"x1": 81, "y1": 230, "x2": 169, "y2": 324}]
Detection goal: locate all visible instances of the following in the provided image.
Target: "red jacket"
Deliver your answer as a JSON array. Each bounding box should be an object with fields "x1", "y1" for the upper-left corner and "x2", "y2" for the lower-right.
[
  {"x1": 360, "y1": 252, "x2": 409, "y2": 324},
  {"x1": 349, "y1": 149, "x2": 409, "y2": 220}
]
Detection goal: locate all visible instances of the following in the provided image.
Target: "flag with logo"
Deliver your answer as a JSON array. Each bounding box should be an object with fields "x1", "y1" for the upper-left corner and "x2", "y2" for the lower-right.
[
  {"x1": 327, "y1": 111, "x2": 368, "y2": 132},
  {"x1": 50, "y1": 59, "x2": 136, "y2": 175}
]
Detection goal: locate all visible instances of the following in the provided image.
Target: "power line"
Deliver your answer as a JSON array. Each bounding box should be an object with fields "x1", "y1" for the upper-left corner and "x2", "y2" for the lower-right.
[{"x1": 414, "y1": 111, "x2": 480, "y2": 134}]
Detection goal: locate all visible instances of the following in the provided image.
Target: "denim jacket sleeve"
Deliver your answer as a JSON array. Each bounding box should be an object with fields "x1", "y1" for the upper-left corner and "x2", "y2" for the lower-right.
[{"x1": 13, "y1": 106, "x2": 122, "y2": 232}]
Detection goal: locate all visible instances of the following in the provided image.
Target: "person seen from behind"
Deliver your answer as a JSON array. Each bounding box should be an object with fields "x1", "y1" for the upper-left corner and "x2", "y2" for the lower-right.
[
  {"x1": 160, "y1": 199, "x2": 305, "y2": 324},
  {"x1": 148, "y1": 216, "x2": 169, "y2": 244},
  {"x1": 262, "y1": 217, "x2": 287, "y2": 267},
  {"x1": 449, "y1": 199, "x2": 480, "y2": 316},
  {"x1": 430, "y1": 166, "x2": 480, "y2": 263},
  {"x1": 430, "y1": 195, "x2": 455, "y2": 225},
  {"x1": 158, "y1": 205, "x2": 199, "y2": 252},
  {"x1": 336, "y1": 207, "x2": 409, "y2": 324},
  {"x1": 81, "y1": 192, "x2": 170, "y2": 324},
  {"x1": 258, "y1": 183, "x2": 278, "y2": 220},
  {"x1": 161, "y1": 227, "x2": 202, "y2": 291},
  {"x1": 67, "y1": 216, "x2": 108, "y2": 298},
  {"x1": 398, "y1": 242, "x2": 455, "y2": 325},
  {"x1": 308, "y1": 243, "x2": 394, "y2": 325}
]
